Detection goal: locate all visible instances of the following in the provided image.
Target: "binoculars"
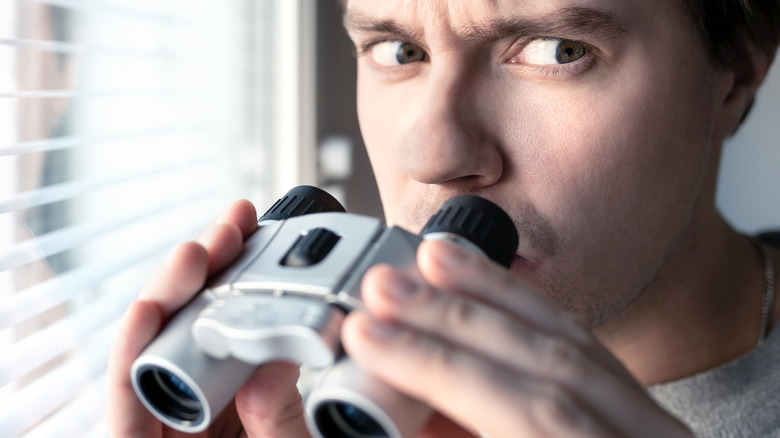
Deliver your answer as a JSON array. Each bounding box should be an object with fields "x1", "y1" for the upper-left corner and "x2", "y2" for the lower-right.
[{"x1": 131, "y1": 185, "x2": 518, "y2": 437}]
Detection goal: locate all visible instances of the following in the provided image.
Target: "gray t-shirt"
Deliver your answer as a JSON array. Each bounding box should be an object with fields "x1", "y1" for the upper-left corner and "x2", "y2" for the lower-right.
[
  {"x1": 647, "y1": 234, "x2": 780, "y2": 437},
  {"x1": 647, "y1": 325, "x2": 780, "y2": 437}
]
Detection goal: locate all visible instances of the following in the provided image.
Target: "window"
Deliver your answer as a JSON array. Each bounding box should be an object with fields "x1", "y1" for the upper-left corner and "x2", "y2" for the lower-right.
[{"x1": 0, "y1": 0, "x2": 315, "y2": 435}]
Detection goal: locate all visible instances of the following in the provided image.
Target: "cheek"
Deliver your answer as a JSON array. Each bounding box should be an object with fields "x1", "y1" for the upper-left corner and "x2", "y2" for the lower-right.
[
  {"x1": 501, "y1": 53, "x2": 716, "y2": 296},
  {"x1": 356, "y1": 76, "x2": 386, "y2": 165},
  {"x1": 356, "y1": 74, "x2": 414, "y2": 222}
]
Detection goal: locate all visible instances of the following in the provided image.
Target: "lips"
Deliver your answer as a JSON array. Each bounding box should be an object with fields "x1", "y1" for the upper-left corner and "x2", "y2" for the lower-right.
[{"x1": 510, "y1": 254, "x2": 533, "y2": 273}]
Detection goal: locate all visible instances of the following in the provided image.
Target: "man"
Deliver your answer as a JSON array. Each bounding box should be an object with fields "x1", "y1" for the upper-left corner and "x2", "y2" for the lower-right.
[{"x1": 107, "y1": 0, "x2": 780, "y2": 436}]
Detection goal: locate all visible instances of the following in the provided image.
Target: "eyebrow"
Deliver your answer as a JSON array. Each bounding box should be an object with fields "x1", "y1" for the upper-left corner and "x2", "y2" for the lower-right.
[
  {"x1": 343, "y1": 11, "x2": 425, "y2": 43},
  {"x1": 343, "y1": 6, "x2": 626, "y2": 44}
]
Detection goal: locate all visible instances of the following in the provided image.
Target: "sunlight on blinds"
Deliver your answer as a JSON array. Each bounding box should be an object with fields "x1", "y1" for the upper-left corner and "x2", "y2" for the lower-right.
[{"x1": 0, "y1": 0, "x2": 307, "y2": 436}]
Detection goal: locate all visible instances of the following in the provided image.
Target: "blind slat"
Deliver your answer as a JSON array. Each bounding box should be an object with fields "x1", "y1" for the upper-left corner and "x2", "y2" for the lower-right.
[
  {"x1": 0, "y1": 185, "x2": 213, "y2": 272},
  {"x1": 0, "y1": 37, "x2": 196, "y2": 59},
  {"x1": 1, "y1": 0, "x2": 288, "y2": 436},
  {"x1": 0, "y1": 280, "x2": 138, "y2": 386},
  {"x1": 0, "y1": 324, "x2": 116, "y2": 437},
  {"x1": 21, "y1": 375, "x2": 107, "y2": 438},
  {"x1": 0, "y1": 154, "x2": 213, "y2": 213},
  {"x1": 0, "y1": 125, "x2": 208, "y2": 156},
  {"x1": 0, "y1": 37, "x2": 82, "y2": 54},
  {"x1": 0, "y1": 201, "x2": 217, "y2": 331},
  {"x1": 0, "y1": 242, "x2": 162, "y2": 331},
  {"x1": 0, "y1": 89, "x2": 205, "y2": 98},
  {"x1": 27, "y1": 0, "x2": 192, "y2": 24}
]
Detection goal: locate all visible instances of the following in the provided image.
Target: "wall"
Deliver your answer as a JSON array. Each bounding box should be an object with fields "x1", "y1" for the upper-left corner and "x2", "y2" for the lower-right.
[
  {"x1": 315, "y1": 0, "x2": 383, "y2": 218},
  {"x1": 717, "y1": 60, "x2": 780, "y2": 234}
]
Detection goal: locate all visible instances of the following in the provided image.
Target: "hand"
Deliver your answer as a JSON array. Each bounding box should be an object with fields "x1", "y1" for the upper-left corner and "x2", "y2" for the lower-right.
[
  {"x1": 341, "y1": 239, "x2": 693, "y2": 438},
  {"x1": 106, "y1": 200, "x2": 311, "y2": 438}
]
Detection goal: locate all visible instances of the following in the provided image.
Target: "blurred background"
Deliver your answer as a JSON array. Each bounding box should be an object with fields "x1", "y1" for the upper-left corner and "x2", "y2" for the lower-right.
[
  {"x1": 717, "y1": 60, "x2": 780, "y2": 233},
  {"x1": 0, "y1": 0, "x2": 777, "y2": 436}
]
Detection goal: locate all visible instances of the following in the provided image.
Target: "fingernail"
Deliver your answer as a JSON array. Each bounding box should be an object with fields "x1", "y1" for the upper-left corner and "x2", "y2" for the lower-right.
[
  {"x1": 386, "y1": 273, "x2": 422, "y2": 301},
  {"x1": 368, "y1": 319, "x2": 402, "y2": 339}
]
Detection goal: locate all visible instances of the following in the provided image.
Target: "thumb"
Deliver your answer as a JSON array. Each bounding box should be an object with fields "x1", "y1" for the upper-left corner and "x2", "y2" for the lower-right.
[{"x1": 235, "y1": 362, "x2": 311, "y2": 438}]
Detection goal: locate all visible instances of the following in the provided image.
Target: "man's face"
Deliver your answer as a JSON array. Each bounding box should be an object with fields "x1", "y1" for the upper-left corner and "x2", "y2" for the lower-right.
[{"x1": 344, "y1": 0, "x2": 731, "y2": 326}]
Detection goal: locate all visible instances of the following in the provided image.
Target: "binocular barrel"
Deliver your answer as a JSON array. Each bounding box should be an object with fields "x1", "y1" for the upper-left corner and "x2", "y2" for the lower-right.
[
  {"x1": 306, "y1": 357, "x2": 432, "y2": 438},
  {"x1": 131, "y1": 293, "x2": 258, "y2": 432}
]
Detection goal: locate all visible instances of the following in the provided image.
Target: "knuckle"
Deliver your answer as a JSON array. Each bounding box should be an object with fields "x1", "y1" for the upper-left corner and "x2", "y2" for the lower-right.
[
  {"x1": 442, "y1": 296, "x2": 479, "y2": 328},
  {"x1": 415, "y1": 334, "x2": 458, "y2": 373},
  {"x1": 214, "y1": 221, "x2": 242, "y2": 240},
  {"x1": 532, "y1": 383, "x2": 586, "y2": 431},
  {"x1": 173, "y1": 241, "x2": 209, "y2": 268},
  {"x1": 536, "y1": 336, "x2": 588, "y2": 382}
]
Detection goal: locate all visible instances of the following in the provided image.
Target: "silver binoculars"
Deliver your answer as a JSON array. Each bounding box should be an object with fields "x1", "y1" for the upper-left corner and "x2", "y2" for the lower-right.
[{"x1": 131, "y1": 185, "x2": 518, "y2": 437}]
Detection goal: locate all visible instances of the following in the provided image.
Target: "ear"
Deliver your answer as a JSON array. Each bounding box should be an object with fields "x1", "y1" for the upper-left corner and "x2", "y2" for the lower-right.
[{"x1": 714, "y1": 43, "x2": 775, "y2": 139}]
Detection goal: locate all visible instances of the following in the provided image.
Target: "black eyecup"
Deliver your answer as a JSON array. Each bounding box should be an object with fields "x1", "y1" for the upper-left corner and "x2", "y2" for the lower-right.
[
  {"x1": 421, "y1": 195, "x2": 519, "y2": 268},
  {"x1": 259, "y1": 185, "x2": 346, "y2": 223}
]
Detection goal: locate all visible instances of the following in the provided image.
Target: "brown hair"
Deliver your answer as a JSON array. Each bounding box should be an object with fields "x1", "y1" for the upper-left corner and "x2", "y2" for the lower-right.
[
  {"x1": 678, "y1": 0, "x2": 780, "y2": 129},
  {"x1": 681, "y1": 0, "x2": 780, "y2": 65}
]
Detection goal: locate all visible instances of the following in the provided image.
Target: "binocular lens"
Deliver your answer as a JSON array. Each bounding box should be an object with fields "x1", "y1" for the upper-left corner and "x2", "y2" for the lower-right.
[
  {"x1": 138, "y1": 367, "x2": 203, "y2": 424},
  {"x1": 315, "y1": 402, "x2": 387, "y2": 438}
]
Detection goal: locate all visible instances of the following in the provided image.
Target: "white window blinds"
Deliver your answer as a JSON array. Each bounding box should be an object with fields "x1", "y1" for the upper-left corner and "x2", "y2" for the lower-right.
[{"x1": 0, "y1": 0, "x2": 316, "y2": 436}]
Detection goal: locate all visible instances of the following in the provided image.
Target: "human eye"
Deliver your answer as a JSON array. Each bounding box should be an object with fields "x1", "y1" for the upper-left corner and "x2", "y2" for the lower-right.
[
  {"x1": 507, "y1": 37, "x2": 594, "y2": 78},
  {"x1": 514, "y1": 38, "x2": 587, "y2": 65},
  {"x1": 365, "y1": 40, "x2": 427, "y2": 67}
]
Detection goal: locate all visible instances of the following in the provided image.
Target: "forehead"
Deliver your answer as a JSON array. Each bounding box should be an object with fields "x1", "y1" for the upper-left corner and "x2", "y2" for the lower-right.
[{"x1": 344, "y1": 0, "x2": 689, "y2": 39}]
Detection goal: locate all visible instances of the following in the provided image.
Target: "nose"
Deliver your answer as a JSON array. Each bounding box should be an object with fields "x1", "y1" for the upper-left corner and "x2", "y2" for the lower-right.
[{"x1": 399, "y1": 63, "x2": 504, "y2": 188}]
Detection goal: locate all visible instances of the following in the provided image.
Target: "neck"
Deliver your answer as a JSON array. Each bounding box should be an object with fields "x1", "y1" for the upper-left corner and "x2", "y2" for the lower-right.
[{"x1": 594, "y1": 212, "x2": 766, "y2": 386}]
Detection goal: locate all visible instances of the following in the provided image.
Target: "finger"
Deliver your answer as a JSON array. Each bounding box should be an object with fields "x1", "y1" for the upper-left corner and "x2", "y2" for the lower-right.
[
  {"x1": 342, "y1": 311, "x2": 619, "y2": 438},
  {"x1": 235, "y1": 362, "x2": 311, "y2": 438},
  {"x1": 109, "y1": 200, "x2": 258, "y2": 437},
  {"x1": 357, "y1": 266, "x2": 675, "y2": 437},
  {"x1": 138, "y1": 241, "x2": 210, "y2": 317},
  {"x1": 418, "y1": 239, "x2": 587, "y2": 341},
  {"x1": 107, "y1": 300, "x2": 164, "y2": 438},
  {"x1": 209, "y1": 400, "x2": 244, "y2": 438},
  {"x1": 362, "y1": 265, "x2": 637, "y2": 401},
  {"x1": 138, "y1": 201, "x2": 251, "y2": 316},
  {"x1": 213, "y1": 199, "x2": 258, "y2": 239},
  {"x1": 196, "y1": 198, "x2": 258, "y2": 276},
  {"x1": 417, "y1": 240, "x2": 634, "y2": 380},
  {"x1": 195, "y1": 222, "x2": 244, "y2": 276},
  {"x1": 360, "y1": 265, "x2": 600, "y2": 379}
]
